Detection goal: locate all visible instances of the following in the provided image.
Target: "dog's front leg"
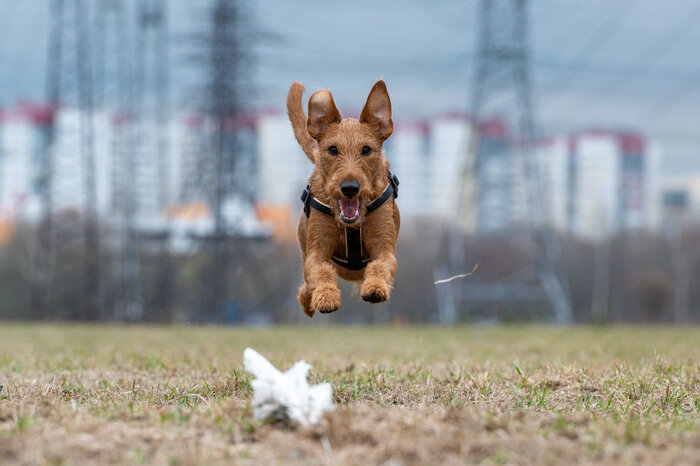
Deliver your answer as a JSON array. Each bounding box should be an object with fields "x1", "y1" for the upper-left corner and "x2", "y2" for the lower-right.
[
  {"x1": 361, "y1": 249, "x2": 397, "y2": 304},
  {"x1": 305, "y1": 252, "x2": 342, "y2": 315}
]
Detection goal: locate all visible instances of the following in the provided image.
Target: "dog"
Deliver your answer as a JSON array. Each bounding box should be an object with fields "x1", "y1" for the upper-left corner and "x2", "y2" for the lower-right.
[{"x1": 286, "y1": 81, "x2": 400, "y2": 317}]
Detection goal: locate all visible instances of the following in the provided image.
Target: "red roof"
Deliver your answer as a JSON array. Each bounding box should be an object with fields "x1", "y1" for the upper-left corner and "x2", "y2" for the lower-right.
[
  {"x1": 618, "y1": 133, "x2": 645, "y2": 153},
  {"x1": 394, "y1": 120, "x2": 429, "y2": 134},
  {"x1": 478, "y1": 118, "x2": 508, "y2": 139},
  {"x1": 16, "y1": 101, "x2": 58, "y2": 126},
  {"x1": 111, "y1": 111, "x2": 134, "y2": 126},
  {"x1": 184, "y1": 113, "x2": 205, "y2": 129},
  {"x1": 569, "y1": 128, "x2": 646, "y2": 155}
]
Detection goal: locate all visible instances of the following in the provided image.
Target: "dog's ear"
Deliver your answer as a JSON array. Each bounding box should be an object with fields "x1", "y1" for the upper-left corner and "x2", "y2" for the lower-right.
[
  {"x1": 307, "y1": 90, "x2": 341, "y2": 140},
  {"x1": 360, "y1": 80, "x2": 393, "y2": 141}
]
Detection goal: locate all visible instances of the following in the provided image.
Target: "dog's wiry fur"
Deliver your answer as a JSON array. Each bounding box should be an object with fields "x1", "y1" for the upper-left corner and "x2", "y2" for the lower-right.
[{"x1": 287, "y1": 81, "x2": 400, "y2": 317}]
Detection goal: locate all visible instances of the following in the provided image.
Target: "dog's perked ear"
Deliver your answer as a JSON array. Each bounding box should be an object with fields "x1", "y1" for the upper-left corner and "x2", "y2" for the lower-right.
[
  {"x1": 307, "y1": 90, "x2": 342, "y2": 140},
  {"x1": 360, "y1": 80, "x2": 393, "y2": 141}
]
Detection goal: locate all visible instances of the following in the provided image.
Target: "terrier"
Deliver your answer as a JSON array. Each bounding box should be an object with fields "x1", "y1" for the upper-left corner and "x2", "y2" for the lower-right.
[{"x1": 286, "y1": 81, "x2": 400, "y2": 316}]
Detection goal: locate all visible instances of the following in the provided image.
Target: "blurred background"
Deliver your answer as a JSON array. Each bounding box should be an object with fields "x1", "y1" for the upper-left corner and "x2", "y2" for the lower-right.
[{"x1": 0, "y1": 0, "x2": 698, "y2": 325}]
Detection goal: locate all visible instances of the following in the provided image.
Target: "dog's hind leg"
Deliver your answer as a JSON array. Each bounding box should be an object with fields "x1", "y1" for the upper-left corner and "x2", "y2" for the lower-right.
[{"x1": 298, "y1": 282, "x2": 313, "y2": 317}]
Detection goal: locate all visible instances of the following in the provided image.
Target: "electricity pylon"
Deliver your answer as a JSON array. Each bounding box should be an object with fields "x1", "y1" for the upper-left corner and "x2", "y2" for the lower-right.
[
  {"x1": 187, "y1": 0, "x2": 247, "y2": 322},
  {"x1": 32, "y1": 0, "x2": 100, "y2": 320},
  {"x1": 95, "y1": 0, "x2": 144, "y2": 321},
  {"x1": 441, "y1": 0, "x2": 573, "y2": 323},
  {"x1": 133, "y1": 0, "x2": 172, "y2": 321}
]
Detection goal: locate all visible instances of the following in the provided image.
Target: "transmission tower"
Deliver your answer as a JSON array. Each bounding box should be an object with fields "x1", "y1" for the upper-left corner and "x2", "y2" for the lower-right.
[
  {"x1": 32, "y1": 0, "x2": 100, "y2": 320},
  {"x1": 133, "y1": 0, "x2": 172, "y2": 321},
  {"x1": 94, "y1": 0, "x2": 143, "y2": 321},
  {"x1": 135, "y1": 0, "x2": 170, "y2": 212},
  {"x1": 185, "y1": 0, "x2": 251, "y2": 322},
  {"x1": 31, "y1": 0, "x2": 61, "y2": 321},
  {"x1": 440, "y1": 0, "x2": 572, "y2": 323}
]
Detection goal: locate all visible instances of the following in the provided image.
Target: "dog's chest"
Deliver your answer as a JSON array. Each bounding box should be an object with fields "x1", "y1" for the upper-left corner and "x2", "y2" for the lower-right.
[{"x1": 331, "y1": 227, "x2": 370, "y2": 271}]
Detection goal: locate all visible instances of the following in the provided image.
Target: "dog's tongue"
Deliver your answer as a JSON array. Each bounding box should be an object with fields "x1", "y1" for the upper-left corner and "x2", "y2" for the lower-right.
[{"x1": 339, "y1": 199, "x2": 360, "y2": 218}]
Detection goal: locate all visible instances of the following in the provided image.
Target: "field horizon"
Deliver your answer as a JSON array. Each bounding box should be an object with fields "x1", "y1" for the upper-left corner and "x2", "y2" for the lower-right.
[{"x1": 1, "y1": 324, "x2": 699, "y2": 464}]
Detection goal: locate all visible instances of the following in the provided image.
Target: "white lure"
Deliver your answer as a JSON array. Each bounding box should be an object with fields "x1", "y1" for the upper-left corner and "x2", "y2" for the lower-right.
[{"x1": 243, "y1": 347, "x2": 334, "y2": 426}]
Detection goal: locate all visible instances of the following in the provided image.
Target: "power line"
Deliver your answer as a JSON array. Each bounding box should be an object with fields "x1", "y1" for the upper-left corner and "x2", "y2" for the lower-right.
[
  {"x1": 537, "y1": 0, "x2": 642, "y2": 106},
  {"x1": 644, "y1": 74, "x2": 700, "y2": 126},
  {"x1": 563, "y1": 2, "x2": 700, "y2": 123}
]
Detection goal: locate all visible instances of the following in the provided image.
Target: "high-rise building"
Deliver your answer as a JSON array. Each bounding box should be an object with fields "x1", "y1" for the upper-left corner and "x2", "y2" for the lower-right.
[
  {"x1": 426, "y1": 114, "x2": 474, "y2": 219},
  {"x1": 474, "y1": 118, "x2": 515, "y2": 232},
  {"x1": 0, "y1": 106, "x2": 36, "y2": 220},
  {"x1": 256, "y1": 112, "x2": 308, "y2": 206},
  {"x1": 565, "y1": 130, "x2": 661, "y2": 241},
  {"x1": 618, "y1": 133, "x2": 661, "y2": 231},
  {"x1": 535, "y1": 136, "x2": 569, "y2": 231},
  {"x1": 567, "y1": 132, "x2": 621, "y2": 240},
  {"x1": 0, "y1": 103, "x2": 665, "y2": 242},
  {"x1": 384, "y1": 121, "x2": 429, "y2": 217},
  {"x1": 173, "y1": 113, "x2": 208, "y2": 205}
]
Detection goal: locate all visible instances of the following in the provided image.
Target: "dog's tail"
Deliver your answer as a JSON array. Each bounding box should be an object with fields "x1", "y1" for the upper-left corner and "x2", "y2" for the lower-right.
[{"x1": 286, "y1": 82, "x2": 316, "y2": 162}]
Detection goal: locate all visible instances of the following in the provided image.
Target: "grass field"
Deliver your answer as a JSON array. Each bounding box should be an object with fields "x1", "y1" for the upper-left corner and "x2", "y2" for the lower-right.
[{"x1": 1, "y1": 324, "x2": 699, "y2": 465}]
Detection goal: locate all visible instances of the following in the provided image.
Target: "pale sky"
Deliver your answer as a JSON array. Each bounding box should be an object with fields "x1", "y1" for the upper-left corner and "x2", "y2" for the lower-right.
[{"x1": 0, "y1": 0, "x2": 698, "y2": 174}]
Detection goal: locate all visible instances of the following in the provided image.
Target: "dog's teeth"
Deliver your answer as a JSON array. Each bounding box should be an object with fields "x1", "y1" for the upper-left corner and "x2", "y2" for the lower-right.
[{"x1": 338, "y1": 199, "x2": 360, "y2": 220}]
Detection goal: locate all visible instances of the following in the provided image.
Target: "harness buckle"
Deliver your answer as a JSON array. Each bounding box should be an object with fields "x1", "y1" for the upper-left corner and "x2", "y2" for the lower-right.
[
  {"x1": 389, "y1": 174, "x2": 399, "y2": 199},
  {"x1": 301, "y1": 185, "x2": 311, "y2": 217}
]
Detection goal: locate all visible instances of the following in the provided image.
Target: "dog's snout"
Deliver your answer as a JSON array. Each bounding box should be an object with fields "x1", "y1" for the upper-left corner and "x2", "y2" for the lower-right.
[{"x1": 340, "y1": 180, "x2": 360, "y2": 198}]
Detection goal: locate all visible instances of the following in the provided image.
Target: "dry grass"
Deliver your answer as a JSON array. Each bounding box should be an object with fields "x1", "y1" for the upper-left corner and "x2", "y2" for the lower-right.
[{"x1": 0, "y1": 324, "x2": 699, "y2": 465}]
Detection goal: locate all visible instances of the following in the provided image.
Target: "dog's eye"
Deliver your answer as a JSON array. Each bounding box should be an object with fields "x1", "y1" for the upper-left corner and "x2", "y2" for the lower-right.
[
  {"x1": 327, "y1": 145, "x2": 338, "y2": 156},
  {"x1": 361, "y1": 146, "x2": 371, "y2": 156}
]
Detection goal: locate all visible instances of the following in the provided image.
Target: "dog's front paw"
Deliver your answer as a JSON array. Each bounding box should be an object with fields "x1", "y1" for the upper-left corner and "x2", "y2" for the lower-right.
[
  {"x1": 361, "y1": 279, "x2": 391, "y2": 303},
  {"x1": 311, "y1": 286, "x2": 342, "y2": 314}
]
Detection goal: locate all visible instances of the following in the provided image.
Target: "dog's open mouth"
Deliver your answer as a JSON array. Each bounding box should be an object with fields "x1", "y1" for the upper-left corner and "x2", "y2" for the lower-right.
[{"x1": 338, "y1": 198, "x2": 360, "y2": 223}]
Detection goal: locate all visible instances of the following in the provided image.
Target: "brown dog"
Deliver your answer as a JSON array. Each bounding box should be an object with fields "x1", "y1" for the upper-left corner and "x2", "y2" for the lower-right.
[{"x1": 286, "y1": 81, "x2": 400, "y2": 317}]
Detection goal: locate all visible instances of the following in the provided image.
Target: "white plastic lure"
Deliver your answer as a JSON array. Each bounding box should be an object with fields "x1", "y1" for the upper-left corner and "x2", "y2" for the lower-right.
[{"x1": 243, "y1": 348, "x2": 334, "y2": 426}]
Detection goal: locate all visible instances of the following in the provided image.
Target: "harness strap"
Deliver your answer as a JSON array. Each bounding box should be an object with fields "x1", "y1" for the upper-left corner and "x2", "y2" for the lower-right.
[
  {"x1": 302, "y1": 172, "x2": 398, "y2": 219},
  {"x1": 331, "y1": 228, "x2": 370, "y2": 271},
  {"x1": 366, "y1": 173, "x2": 399, "y2": 214},
  {"x1": 301, "y1": 187, "x2": 332, "y2": 217}
]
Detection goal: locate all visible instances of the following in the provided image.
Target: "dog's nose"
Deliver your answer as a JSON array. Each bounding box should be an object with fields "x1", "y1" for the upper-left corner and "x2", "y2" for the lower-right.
[{"x1": 340, "y1": 180, "x2": 360, "y2": 198}]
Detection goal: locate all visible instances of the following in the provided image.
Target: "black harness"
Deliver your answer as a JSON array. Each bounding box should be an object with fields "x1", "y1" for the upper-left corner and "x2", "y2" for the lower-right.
[{"x1": 301, "y1": 172, "x2": 399, "y2": 271}]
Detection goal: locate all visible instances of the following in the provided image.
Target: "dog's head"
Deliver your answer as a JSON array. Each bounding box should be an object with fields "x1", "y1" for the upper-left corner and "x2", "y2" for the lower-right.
[{"x1": 306, "y1": 81, "x2": 393, "y2": 227}]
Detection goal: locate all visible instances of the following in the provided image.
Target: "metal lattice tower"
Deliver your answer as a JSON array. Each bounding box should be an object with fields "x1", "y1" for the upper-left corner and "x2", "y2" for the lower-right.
[
  {"x1": 187, "y1": 0, "x2": 247, "y2": 322},
  {"x1": 136, "y1": 0, "x2": 170, "y2": 213},
  {"x1": 32, "y1": 0, "x2": 100, "y2": 320},
  {"x1": 133, "y1": 0, "x2": 172, "y2": 321},
  {"x1": 95, "y1": 0, "x2": 143, "y2": 321},
  {"x1": 440, "y1": 0, "x2": 572, "y2": 323},
  {"x1": 208, "y1": 0, "x2": 239, "y2": 323}
]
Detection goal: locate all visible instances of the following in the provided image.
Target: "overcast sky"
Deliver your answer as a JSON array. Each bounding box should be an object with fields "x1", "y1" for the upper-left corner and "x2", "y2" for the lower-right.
[{"x1": 0, "y1": 0, "x2": 698, "y2": 175}]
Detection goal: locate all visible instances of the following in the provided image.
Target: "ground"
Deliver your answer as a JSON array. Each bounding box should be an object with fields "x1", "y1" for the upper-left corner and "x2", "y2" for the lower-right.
[{"x1": 0, "y1": 324, "x2": 699, "y2": 465}]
